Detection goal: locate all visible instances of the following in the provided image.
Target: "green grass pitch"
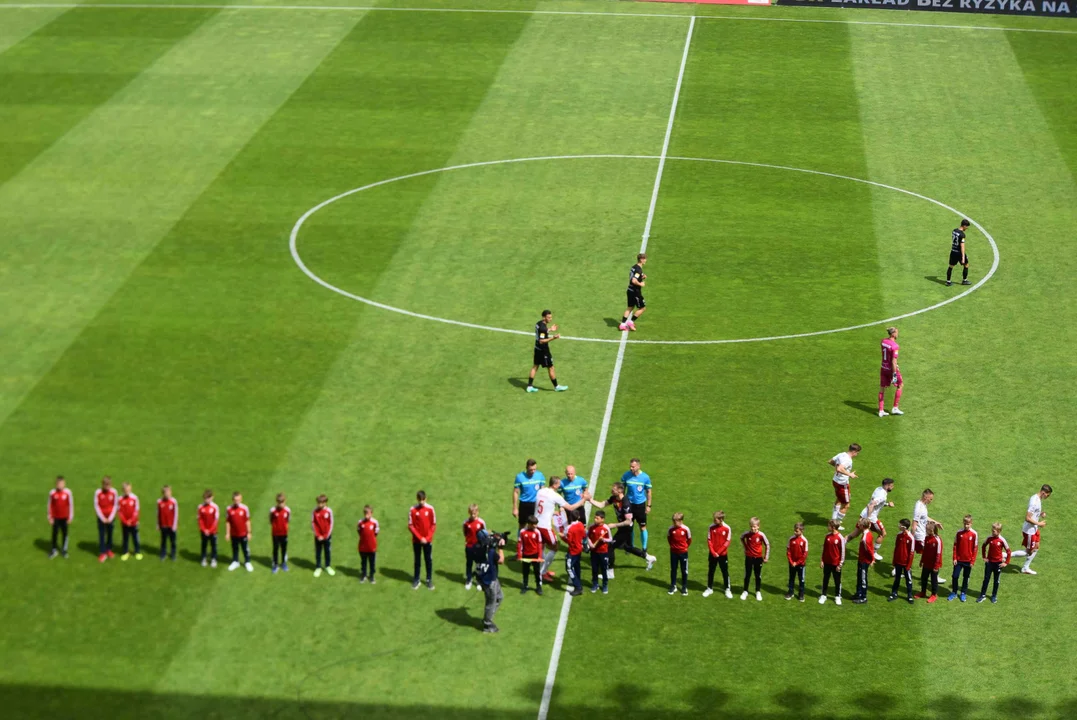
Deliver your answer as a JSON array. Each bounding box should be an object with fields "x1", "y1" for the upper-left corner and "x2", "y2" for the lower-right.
[{"x1": 1, "y1": 1, "x2": 1076, "y2": 718}]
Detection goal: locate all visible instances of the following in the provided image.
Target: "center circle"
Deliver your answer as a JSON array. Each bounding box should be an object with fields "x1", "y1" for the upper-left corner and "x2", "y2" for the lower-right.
[{"x1": 289, "y1": 155, "x2": 998, "y2": 345}]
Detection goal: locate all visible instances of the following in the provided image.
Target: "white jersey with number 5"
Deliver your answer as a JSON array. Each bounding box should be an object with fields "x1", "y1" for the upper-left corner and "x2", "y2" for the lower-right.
[
  {"x1": 860, "y1": 486, "x2": 888, "y2": 522},
  {"x1": 1022, "y1": 494, "x2": 1042, "y2": 535},
  {"x1": 536, "y1": 487, "x2": 569, "y2": 531},
  {"x1": 913, "y1": 500, "x2": 930, "y2": 542},
  {"x1": 832, "y1": 452, "x2": 853, "y2": 485}
]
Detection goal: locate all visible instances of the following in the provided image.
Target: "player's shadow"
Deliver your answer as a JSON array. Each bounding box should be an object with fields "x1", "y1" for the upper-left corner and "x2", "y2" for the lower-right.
[
  {"x1": 634, "y1": 575, "x2": 707, "y2": 593},
  {"x1": 924, "y1": 275, "x2": 950, "y2": 286},
  {"x1": 797, "y1": 511, "x2": 831, "y2": 529},
  {"x1": 603, "y1": 317, "x2": 622, "y2": 328},
  {"x1": 33, "y1": 539, "x2": 54, "y2": 555},
  {"x1": 76, "y1": 540, "x2": 101, "y2": 557},
  {"x1": 507, "y1": 377, "x2": 543, "y2": 391},
  {"x1": 336, "y1": 565, "x2": 362, "y2": 580},
  {"x1": 434, "y1": 606, "x2": 482, "y2": 630},
  {"x1": 436, "y1": 570, "x2": 466, "y2": 585},
  {"x1": 179, "y1": 549, "x2": 204, "y2": 564},
  {"x1": 843, "y1": 399, "x2": 879, "y2": 416},
  {"x1": 253, "y1": 555, "x2": 274, "y2": 570},
  {"x1": 288, "y1": 556, "x2": 317, "y2": 572},
  {"x1": 379, "y1": 566, "x2": 416, "y2": 585}
]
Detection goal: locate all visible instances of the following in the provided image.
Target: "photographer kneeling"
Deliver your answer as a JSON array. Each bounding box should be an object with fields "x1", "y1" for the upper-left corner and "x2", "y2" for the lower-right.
[{"x1": 475, "y1": 529, "x2": 506, "y2": 634}]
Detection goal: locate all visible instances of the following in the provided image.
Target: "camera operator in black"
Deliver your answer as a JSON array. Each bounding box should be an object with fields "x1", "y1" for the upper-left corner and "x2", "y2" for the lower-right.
[{"x1": 475, "y1": 529, "x2": 506, "y2": 634}]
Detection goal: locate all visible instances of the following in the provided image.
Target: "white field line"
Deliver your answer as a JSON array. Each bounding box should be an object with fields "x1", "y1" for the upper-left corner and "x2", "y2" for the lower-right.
[
  {"x1": 289, "y1": 154, "x2": 1000, "y2": 346},
  {"x1": 535, "y1": 16, "x2": 695, "y2": 720},
  {"x1": 1, "y1": 3, "x2": 1075, "y2": 35},
  {"x1": 642, "y1": 15, "x2": 694, "y2": 251}
]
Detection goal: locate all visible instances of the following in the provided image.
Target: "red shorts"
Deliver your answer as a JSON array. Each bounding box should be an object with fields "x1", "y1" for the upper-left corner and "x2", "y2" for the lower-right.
[
  {"x1": 870, "y1": 520, "x2": 885, "y2": 535},
  {"x1": 539, "y1": 528, "x2": 557, "y2": 549},
  {"x1": 1022, "y1": 531, "x2": 1040, "y2": 550},
  {"x1": 880, "y1": 369, "x2": 903, "y2": 388},
  {"x1": 833, "y1": 481, "x2": 850, "y2": 504},
  {"x1": 915, "y1": 539, "x2": 924, "y2": 553}
]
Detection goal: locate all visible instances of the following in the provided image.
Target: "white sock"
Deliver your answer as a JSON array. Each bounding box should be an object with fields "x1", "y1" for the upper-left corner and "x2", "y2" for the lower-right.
[
  {"x1": 831, "y1": 505, "x2": 841, "y2": 521},
  {"x1": 837, "y1": 510, "x2": 846, "y2": 522},
  {"x1": 540, "y1": 550, "x2": 556, "y2": 575},
  {"x1": 1023, "y1": 551, "x2": 1037, "y2": 570}
]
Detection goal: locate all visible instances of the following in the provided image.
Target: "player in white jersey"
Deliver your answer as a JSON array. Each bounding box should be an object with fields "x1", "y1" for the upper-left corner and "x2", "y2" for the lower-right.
[
  {"x1": 912, "y1": 488, "x2": 946, "y2": 584},
  {"x1": 536, "y1": 477, "x2": 589, "y2": 581},
  {"x1": 1011, "y1": 484, "x2": 1051, "y2": 574},
  {"x1": 828, "y1": 443, "x2": 861, "y2": 529},
  {"x1": 859, "y1": 477, "x2": 895, "y2": 561}
]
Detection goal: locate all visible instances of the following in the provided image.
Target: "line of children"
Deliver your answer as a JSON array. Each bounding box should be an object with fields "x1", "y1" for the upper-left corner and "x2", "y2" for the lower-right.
[{"x1": 47, "y1": 478, "x2": 1027, "y2": 609}]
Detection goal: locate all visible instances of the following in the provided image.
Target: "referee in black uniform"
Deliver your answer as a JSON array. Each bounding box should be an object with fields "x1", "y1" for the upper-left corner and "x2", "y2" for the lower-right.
[
  {"x1": 527, "y1": 310, "x2": 568, "y2": 392},
  {"x1": 946, "y1": 219, "x2": 971, "y2": 287}
]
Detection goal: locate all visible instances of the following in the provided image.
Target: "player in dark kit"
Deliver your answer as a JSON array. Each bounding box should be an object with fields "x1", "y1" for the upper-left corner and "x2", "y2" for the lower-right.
[
  {"x1": 619, "y1": 253, "x2": 647, "y2": 331},
  {"x1": 587, "y1": 482, "x2": 656, "y2": 576},
  {"x1": 946, "y1": 219, "x2": 971, "y2": 287},
  {"x1": 527, "y1": 310, "x2": 568, "y2": 393}
]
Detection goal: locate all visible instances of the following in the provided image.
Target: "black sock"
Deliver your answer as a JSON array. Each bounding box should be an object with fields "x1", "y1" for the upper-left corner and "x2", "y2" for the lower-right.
[
  {"x1": 551, "y1": 378, "x2": 558, "y2": 388},
  {"x1": 632, "y1": 313, "x2": 640, "y2": 320},
  {"x1": 528, "y1": 378, "x2": 534, "y2": 386},
  {"x1": 962, "y1": 267, "x2": 969, "y2": 280},
  {"x1": 946, "y1": 267, "x2": 953, "y2": 281}
]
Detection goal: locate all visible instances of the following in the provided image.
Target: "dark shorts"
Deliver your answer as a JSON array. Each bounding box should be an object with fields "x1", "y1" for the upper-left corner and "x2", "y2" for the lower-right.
[
  {"x1": 533, "y1": 348, "x2": 553, "y2": 368},
  {"x1": 949, "y1": 250, "x2": 968, "y2": 266},
  {"x1": 518, "y1": 501, "x2": 536, "y2": 526},
  {"x1": 626, "y1": 289, "x2": 645, "y2": 310},
  {"x1": 565, "y1": 506, "x2": 586, "y2": 524},
  {"x1": 630, "y1": 503, "x2": 647, "y2": 527}
]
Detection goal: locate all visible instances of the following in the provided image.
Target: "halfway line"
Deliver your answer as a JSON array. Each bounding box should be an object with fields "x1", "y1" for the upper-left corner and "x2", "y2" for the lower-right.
[{"x1": 535, "y1": 16, "x2": 696, "y2": 720}]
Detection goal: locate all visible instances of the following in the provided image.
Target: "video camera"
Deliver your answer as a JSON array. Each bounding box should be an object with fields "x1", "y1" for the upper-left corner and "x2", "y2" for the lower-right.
[{"x1": 477, "y1": 529, "x2": 510, "y2": 550}]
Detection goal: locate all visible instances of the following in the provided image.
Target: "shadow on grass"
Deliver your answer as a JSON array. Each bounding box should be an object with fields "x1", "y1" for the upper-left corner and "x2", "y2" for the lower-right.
[
  {"x1": 32, "y1": 539, "x2": 54, "y2": 555},
  {"x1": 434, "y1": 606, "x2": 482, "y2": 630},
  {"x1": 506, "y1": 374, "x2": 536, "y2": 389},
  {"x1": 924, "y1": 274, "x2": 950, "y2": 286},
  {"x1": 797, "y1": 510, "x2": 831, "y2": 528},
  {"x1": 76, "y1": 540, "x2": 101, "y2": 557},
  {"x1": 843, "y1": 399, "x2": 879, "y2": 416},
  {"x1": 603, "y1": 317, "x2": 623, "y2": 328},
  {"x1": 0, "y1": 682, "x2": 1070, "y2": 720},
  {"x1": 380, "y1": 566, "x2": 417, "y2": 585}
]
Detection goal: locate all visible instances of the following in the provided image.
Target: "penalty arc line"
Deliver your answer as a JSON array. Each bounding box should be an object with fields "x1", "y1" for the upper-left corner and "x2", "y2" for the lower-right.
[{"x1": 535, "y1": 16, "x2": 695, "y2": 720}]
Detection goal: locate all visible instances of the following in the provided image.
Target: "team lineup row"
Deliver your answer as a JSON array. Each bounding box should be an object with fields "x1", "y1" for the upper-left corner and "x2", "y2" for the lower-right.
[{"x1": 43, "y1": 460, "x2": 1050, "y2": 604}]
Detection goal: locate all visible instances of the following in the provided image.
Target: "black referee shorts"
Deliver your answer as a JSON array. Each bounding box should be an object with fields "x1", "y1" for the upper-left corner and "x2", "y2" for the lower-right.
[
  {"x1": 518, "y1": 501, "x2": 536, "y2": 527},
  {"x1": 533, "y1": 348, "x2": 553, "y2": 368},
  {"x1": 949, "y1": 250, "x2": 968, "y2": 266},
  {"x1": 630, "y1": 503, "x2": 648, "y2": 527}
]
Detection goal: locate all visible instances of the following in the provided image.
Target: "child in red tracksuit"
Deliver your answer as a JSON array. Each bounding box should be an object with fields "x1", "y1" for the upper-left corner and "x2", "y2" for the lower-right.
[
  {"x1": 785, "y1": 522, "x2": 808, "y2": 602},
  {"x1": 519, "y1": 516, "x2": 544, "y2": 595},
  {"x1": 918, "y1": 521, "x2": 944, "y2": 602},
  {"x1": 667, "y1": 513, "x2": 692, "y2": 596},
  {"x1": 848, "y1": 517, "x2": 875, "y2": 604},
  {"x1": 703, "y1": 511, "x2": 732, "y2": 598},
  {"x1": 888, "y1": 518, "x2": 915, "y2": 603},
  {"x1": 819, "y1": 519, "x2": 846, "y2": 605},
  {"x1": 949, "y1": 514, "x2": 978, "y2": 602},
  {"x1": 978, "y1": 522, "x2": 1011, "y2": 604}
]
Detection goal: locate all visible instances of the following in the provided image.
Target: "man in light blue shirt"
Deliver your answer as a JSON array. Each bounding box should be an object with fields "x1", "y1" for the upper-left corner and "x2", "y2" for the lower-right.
[
  {"x1": 513, "y1": 459, "x2": 545, "y2": 529},
  {"x1": 620, "y1": 458, "x2": 652, "y2": 551},
  {"x1": 559, "y1": 465, "x2": 589, "y2": 524}
]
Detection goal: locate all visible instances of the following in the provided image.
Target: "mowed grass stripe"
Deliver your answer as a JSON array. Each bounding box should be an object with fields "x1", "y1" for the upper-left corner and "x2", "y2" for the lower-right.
[
  {"x1": 0, "y1": 5, "x2": 372, "y2": 430},
  {"x1": 551, "y1": 20, "x2": 919, "y2": 719},
  {"x1": 850, "y1": 27, "x2": 1077, "y2": 708},
  {"x1": 0, "y1": 6, "x2": 371, "y2": 690},
  {"x1": 0, "y1": 5, "x2": 67, "y2": 54},
  {"x1": 155, "y1": 15, "x2": 691, "y2": 712},
  {"x1": 0, "y1": 8, "x2": 212, "y2": 186}
]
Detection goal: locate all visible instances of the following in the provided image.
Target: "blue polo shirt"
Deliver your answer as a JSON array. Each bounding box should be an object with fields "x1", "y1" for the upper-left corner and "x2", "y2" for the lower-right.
[
  {"x1": 622, "y1": 470, "x2": 652, "y2": 505},
  {"x1": 560, "y1": 476, "x2": 589, "y2": 504},
  {"x1": 514, "y1": 470, "x2": 545, "y2": 503}
]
